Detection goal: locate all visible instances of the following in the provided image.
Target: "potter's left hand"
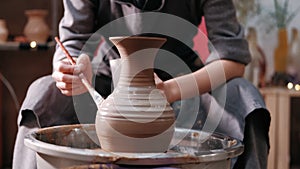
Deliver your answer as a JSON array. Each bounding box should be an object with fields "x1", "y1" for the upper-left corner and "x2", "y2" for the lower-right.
[{"x1": 155, "y1": 74, "x2": 173, "y2": 103}]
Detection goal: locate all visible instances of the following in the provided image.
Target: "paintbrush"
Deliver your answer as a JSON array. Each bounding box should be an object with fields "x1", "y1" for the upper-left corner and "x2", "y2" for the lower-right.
[{"x1": 54, "y1": 36, "x2": 103, "y2": 106}]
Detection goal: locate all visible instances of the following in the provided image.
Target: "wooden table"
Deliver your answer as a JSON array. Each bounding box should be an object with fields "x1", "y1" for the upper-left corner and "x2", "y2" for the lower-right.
[{"x1": 260, "y1": 87, "x2": 300, "y2": 169}]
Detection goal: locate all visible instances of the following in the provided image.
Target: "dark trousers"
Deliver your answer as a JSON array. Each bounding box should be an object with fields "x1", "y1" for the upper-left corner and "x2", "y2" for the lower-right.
[{"x1": 233, "y1": 109, "x2": 270, "y2": 169}]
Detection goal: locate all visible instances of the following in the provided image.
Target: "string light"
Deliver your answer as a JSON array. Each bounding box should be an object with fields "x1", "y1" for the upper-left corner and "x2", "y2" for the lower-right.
[
  {"x1": 295, "y1": 84, "x2": 300, "y2": 91},
  {"x1": 30, "y1": 41, "x2": 37, "y2": 48},
  {"x1": 285, "y1": 82, "x2": 300, "y2": 91},
  {"x1": 287, "y1": 82, "x2": 294, "y2": 90}
]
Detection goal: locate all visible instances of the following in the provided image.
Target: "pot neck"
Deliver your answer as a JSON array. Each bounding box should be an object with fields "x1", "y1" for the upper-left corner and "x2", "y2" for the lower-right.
[
  {"x1": 110, "y1": 36, "x2": 166, "y2": 56},
  {"x1": 117, "y1": 53, "x2": 156, "y2": 87},
  {"x1": 110, "y1": 36, "x2": 166, "y2": 87}
]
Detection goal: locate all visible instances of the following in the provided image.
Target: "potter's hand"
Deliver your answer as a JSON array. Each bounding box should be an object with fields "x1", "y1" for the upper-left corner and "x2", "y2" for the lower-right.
[
  {"x1": 155, "y1": 74, "x2": 174, "y2": 103},
  {"x1": 52, "y1": 54, "x2": 93, "y2": 96}
]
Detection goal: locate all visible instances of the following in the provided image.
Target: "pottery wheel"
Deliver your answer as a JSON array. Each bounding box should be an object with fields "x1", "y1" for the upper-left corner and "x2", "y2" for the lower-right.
[{"x1": 25, "y1": 124, "x2": 243, "y2": 166}]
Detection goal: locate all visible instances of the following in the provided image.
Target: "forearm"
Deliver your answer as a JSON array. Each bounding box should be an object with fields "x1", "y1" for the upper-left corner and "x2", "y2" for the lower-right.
[{"x1": 163, "y1": 60, "x2": 245, "y2": 103}]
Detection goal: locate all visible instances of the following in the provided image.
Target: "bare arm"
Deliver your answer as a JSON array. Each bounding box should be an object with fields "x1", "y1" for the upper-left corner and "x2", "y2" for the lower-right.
[{"x1": 157, "y1": 59, "x2": 245, "y2": 103}]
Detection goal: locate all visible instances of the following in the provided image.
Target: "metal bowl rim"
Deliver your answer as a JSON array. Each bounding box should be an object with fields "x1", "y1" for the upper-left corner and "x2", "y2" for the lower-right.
[{"x1": 24, "y1": 124, "x2": 244, "y2": 165}]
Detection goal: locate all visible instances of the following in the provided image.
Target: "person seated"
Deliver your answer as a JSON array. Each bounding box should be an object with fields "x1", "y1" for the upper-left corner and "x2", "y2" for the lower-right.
[{"x1": 13, "y1": 1, "x2": 270, "y2": 169}]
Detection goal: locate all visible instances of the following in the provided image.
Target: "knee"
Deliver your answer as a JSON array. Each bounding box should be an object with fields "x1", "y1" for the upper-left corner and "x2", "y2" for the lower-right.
[
  {"x1": 227, "y1": 77, "x2": 265, "y2": 103},
  {"x1": 28, "y1": 75, "x2": 55, "y2": 90},
  {"x1": 227, "y1": 77, "x2": 254, "y2": 88},
  {"x1": 246, "y1": 108, "x2": 271, "y2": 128},
  {"x1": 19, "y1": 75, "x2": 64, "y2": 127},
  {"x1": 24, "y1": 75, "x2": 59, "y2": 100},
  {"x1": 20, "y1": 110, "x2": 40, "y2": 128},
  {"x1": 246, "y1": 108, "x2": 271, "y2": 147}
]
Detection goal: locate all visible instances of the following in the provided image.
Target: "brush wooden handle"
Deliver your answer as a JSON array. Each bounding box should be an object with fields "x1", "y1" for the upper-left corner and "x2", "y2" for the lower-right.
[{"x1": 54, "y1": 37, "x2": 76, "y2": 65}]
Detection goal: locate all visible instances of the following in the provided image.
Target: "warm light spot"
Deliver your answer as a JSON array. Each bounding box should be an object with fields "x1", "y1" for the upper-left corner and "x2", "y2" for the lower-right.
[
  {"x1": 295, "y1": 84, "x2": 300, "y2": 91},
  {"x1": 287, "y1": 82, "x2": 294, "y2": 90},
  {"x1": 30, "y1": 41, "x2": 37, "y2": 48}
]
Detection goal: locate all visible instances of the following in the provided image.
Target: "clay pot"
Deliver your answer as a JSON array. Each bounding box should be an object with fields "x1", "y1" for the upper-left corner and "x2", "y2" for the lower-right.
[
  {"x1": 95, "y1": 36, "x2": 175, "y2": 153},
  {"x1": 0, "y1": 19, "x2": 9, "y2": 43},
  {"x1": 272, "y1": 28, "x2": 290, "y2": 86},
  {"x1": 245, "y1": 27, "x2": 266, "y2": 88},
  {"x1": 24, "y1": 9, "x2": 50, "y2": 43},
  {"x1": 287, "y1": 28, "x2": 300, "y2": 84}
]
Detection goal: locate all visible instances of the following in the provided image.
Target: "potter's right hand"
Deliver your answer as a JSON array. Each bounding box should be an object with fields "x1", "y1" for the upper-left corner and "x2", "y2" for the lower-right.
[{"x1": 52, "y1": 54, "x2": 93, "y2": 96}]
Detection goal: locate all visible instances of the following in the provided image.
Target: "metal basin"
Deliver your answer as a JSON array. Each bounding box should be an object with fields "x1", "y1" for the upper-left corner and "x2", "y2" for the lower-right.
[{"x1": 24, "y1": 124, "x2": 243, "y2": 169}]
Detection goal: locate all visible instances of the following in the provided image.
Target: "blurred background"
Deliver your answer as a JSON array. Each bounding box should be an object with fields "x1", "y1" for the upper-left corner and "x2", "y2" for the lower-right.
[{"x1": 0, "y1": 0, "x2": 63, "y2": 168}]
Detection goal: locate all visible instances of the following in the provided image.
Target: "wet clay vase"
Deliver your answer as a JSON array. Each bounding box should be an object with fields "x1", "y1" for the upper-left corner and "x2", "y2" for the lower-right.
[
  {"x1": 24, "y1": 9, "x2": 50, "y2": 43},
  {"x1": 95, "y1": 36, "x2": 175, "y2": 153}
]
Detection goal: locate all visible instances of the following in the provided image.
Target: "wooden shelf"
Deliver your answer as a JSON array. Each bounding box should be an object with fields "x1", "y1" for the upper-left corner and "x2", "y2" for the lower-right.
[{"x1": 0, "y1": 41, "x2": 55, "y2": 51}]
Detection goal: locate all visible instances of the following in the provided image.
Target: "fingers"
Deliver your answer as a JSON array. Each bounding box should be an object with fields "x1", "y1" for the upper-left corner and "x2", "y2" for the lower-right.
[
  {"x1": 154, "y1": 73, "x2": 164, "y2": 89},
  {"x1": 77, "y1": 53, "x2": 90, "y2": 66},
  {"x1": 59, "y1": 84, "x2": 88, "y2": 96},
  {"x1": 154, "y1": 73, "x2": 174, "y2": 103},
  {"x1": 52, "y1": 71, "x2": 81, "y2": 84},
  {"x1": 77, "y1": 54, "x2": 93, "y2": 83},
  {"x1": 52, "y1": 72, "x2": 88, "y2": 96},
  {"x1": 52, "y1": 57, "x2": 89, "y2": 96},
  {"x1": 53, "y1": 59, "x2": 77, "y2": 74}
]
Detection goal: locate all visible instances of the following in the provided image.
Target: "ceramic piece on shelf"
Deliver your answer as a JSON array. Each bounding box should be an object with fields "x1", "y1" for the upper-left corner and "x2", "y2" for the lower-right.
[
  {"x1": 0, "y1": 19, "x2": 9, "y2": 43},
  {"x1": 272, "y1": 28, "x2": 290, "y2": 86},
  {"x1": 23, "y1": 9, "x2": 50, "y2": 44},
  {"x1": 274, "y1": 28, "x2": 289, "y2": 73},
  {"x1": 287, "y1": 28, "x2": 300, "y2": 84},
  {"x1": 95, "y1": 36, "x2": 175, "y2": 153},
  {"x1": 245, "y1": 27, "x2": 266, "y2": 88}
]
